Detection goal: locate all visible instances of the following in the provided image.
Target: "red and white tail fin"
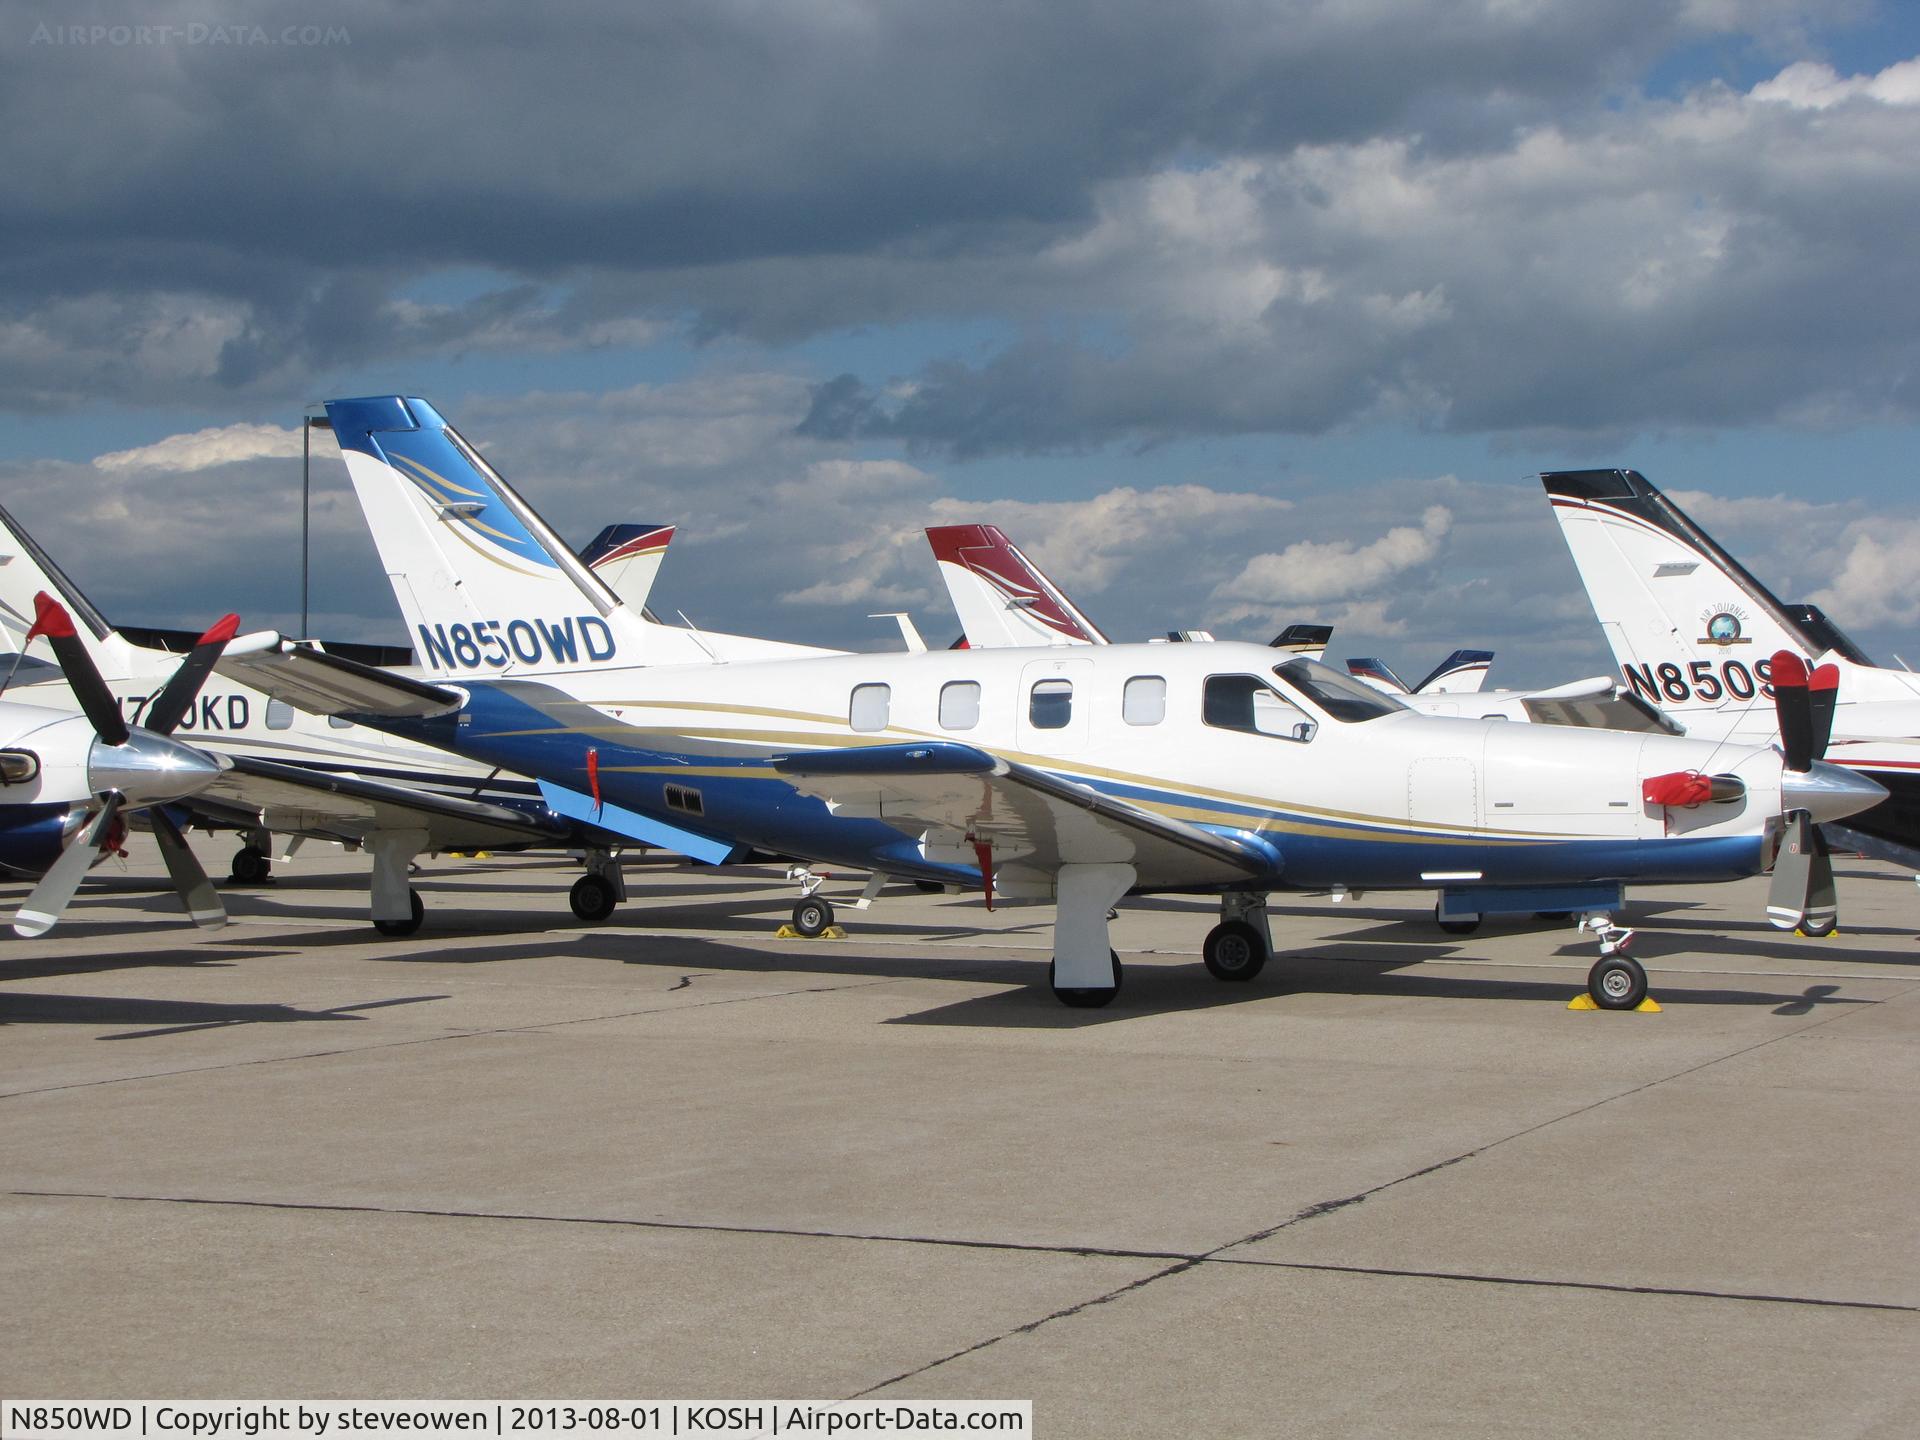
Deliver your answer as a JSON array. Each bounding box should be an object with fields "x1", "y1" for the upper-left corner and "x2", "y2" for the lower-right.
[
  {"x1": 926, "y1": 524, "x2": 1108, "y2": 648},
  {"x1": 578, "y1": 524, "x2": 674, "y2": 617}
]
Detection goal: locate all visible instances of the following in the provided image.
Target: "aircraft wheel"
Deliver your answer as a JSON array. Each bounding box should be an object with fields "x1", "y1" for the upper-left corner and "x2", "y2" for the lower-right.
[
  {"x1": 791, "y1": 896, "x2": 835, "y2": 937},
  {"x1": 1049, "y1": 951, "x2": 1123, "y2": 1008},
  {"x1": 1588, "y1": 954, "x2": 1647, "y2": 1011},
  {"x1": 230, "y1": 845, "x2": 271, "y2": 884},
  {"x1": 374, "y1": 889, "x2": 425, "y2": 938},
  {"x1": 1435, "y1": 903, "x2": 1480, "y2": 935},
  {"x1": 1201, "y1": 920, "x2": 1268, "y2": 982},
  {"x1": 570, "y1": 873, "x2": 618, "y2": 923},
  {"x1": 1799, "y1": 914, "x2": 1838, "y2": 939}
]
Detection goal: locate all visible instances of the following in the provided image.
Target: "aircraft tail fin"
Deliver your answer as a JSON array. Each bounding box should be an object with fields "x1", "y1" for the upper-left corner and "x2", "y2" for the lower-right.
[
  {"x1": 578, "y1": 523, "x2": 674, "y2": 619},
  {"x1": 1542, "y1": 468, "x2": 1873, "y2": 711},
  {"x1": 324, "y1": 396, "x2": 656, "y2": 677},
  {"x1": 1345, "y1": 657, "x2": 1408, "y2": 694},
  {"x1": 1268, "y1": 623, "x2": 1332, "y2": 660},
  {"x1": 0, "y1": 502, "x2": 137, "y2": 677},
  {"x1": 1414, "y1": 649, "x2": 1494, "y2": 695},
  {"x1": 926, "y1": 523, "x2": 1109, "y2": 647}
]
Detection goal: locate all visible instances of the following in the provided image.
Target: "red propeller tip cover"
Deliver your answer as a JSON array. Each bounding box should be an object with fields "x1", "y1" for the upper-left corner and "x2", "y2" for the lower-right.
[
  {"x1": 1809, "y1": 663, "x2": 1839, "y2": 694},
  {"x1": 1643, "y1": 771, "x2": 1711, "y2": 808},
  {"x1": 1770, "y1": 650, "x2": 1808, "y2": 689},
  {"x1": 25, "y1": 591, "x2": 75, "y2": 641},
  {"x1": 198, "y1": 613, "x2": 242, "y2": 646}
]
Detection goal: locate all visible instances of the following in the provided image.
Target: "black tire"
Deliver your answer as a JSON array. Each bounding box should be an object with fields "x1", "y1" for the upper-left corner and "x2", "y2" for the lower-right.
[
  {"x1": 1436, "y1": 902, "x2": 1480, "y2": 935},
  {"x1": 373, "y1": 889, "x2": 425, "y2": 938},
  {"x1": 1202, "y1": 920, "x2": 1268, "y2": 982},
  {"x1": 1588, "y1": 954, "x2": 1647, "y2": 1011},
  {"x1": 1049, "y1": 950, "x2": 1123, "y2": 1008},
  {"x1": 570, "y1": 873, "x2": 618, "y2": 923},
  {"x1": 791, "y1": 896, "x2": 834, "y2": 937},
  {"x1": 230, "y1": 845, "x2": 271, "y2": 884},
  {"x1": 1799, "y1": 913, "x2": 1838, "y2": 939}
]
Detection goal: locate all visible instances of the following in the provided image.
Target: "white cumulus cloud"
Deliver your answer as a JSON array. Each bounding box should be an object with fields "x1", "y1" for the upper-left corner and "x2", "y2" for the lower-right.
[
  {"x1": 1215, "y1": 504, "x2": 1453, "y2": 608},
  {"x1": 92, "y1": 422, "x2": 308, "y2": 475}
]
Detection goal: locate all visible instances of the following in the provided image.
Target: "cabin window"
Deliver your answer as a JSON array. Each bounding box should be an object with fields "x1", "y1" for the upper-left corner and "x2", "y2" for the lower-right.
[
  {"x1": 328, "y1": 714, "x2": 355, "y2": 730},
  {"x1": 1122, "y1": 675, "x2": 1166, "y2": 726},
  {"x1": 266, "y1": 700, "x2": 294, "y2": 730},
  {"x1": 850, "y1": 683, "x2": 891, "y2": 733},
  {"x1": 1029, "y1": 678, "x2": 1073, "y2": 730},
  {"x1": 664, "y1": 783, "x2": 704, "y2": 816},
  {"x1": 939, "y1": 681, "x2": 981, "y2": 731},
  {"x1": 1203, "y1": 675, "x2": 1316, "y2": 742}
]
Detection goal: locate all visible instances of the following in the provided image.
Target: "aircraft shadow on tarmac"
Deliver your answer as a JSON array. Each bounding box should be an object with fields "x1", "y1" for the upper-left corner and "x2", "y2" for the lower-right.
[{"x1": 0, "y1": 989, "x2": 447, "y2": 1039}]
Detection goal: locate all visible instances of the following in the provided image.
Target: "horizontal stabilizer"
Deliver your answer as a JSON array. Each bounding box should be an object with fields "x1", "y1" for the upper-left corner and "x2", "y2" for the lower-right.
[{"x1": 218, "y1": 639, "x2": 464, "y2": 719}]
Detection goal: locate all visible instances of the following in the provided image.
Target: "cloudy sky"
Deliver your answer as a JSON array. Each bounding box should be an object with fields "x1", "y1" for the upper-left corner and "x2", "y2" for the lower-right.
[{"x1": 7, "y1": 0, "x2": 1920, "y2": 685}]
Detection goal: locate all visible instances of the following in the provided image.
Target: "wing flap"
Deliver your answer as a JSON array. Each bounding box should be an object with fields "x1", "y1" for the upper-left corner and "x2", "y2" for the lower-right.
[
  {"x1": 774, "y1": 742, "x2": 1276, "y2": 889},
  {"x1": 200, "y1": 755, "x2": 569, "y2": 850}
]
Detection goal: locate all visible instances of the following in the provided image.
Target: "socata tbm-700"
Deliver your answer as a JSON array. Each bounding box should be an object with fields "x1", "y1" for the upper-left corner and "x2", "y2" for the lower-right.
[{"x1": 217, "y1": 397, "x2": 1882, "y2": 1009}]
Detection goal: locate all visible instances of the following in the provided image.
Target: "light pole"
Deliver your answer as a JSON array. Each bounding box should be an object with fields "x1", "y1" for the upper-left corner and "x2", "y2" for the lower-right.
[{"x1": 301, "y1": 410, "x2": 331, "y2": 638}]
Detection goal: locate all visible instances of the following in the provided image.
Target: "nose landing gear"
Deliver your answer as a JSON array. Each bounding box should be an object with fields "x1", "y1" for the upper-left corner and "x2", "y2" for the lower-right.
[{"x1": 1580, "y1": 912, "x2": 1647, "y2": 1010}]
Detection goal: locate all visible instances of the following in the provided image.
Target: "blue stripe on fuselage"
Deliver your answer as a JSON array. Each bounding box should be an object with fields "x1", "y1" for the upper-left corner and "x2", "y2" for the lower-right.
[{"x1": 362, "y1": 684, "x2": 1767, "y2": 892}]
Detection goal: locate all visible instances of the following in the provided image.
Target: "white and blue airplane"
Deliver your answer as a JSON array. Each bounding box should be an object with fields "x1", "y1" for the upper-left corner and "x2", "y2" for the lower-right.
[
  {"x1": 1545, "y1": 468, "x2": 1920, "y2": 911},
  {"x1": 219, "y1": 396, "x2": 1884, "y2": 1009}
]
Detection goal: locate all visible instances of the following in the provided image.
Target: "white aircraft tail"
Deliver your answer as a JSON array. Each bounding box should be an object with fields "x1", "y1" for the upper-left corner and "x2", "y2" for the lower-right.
[
  {"x1": 1542, "y1": 469, "x2": 1888, "y2": 712},
  {"x1": 1268, "y1": 623, "x2": 1331, "y2": 660},
  {"x1": 324, "y1": 396, "x2": 675, "y2": 677},
  {"x1": 1414, "y1": 649, "x2": 1494, "y2": 695},
  {"x1": 1345, "y1": 658, "x2": 1409, "y2": 694},
  {"x1": 926, "y1": 524, "x2": 1108, "y2": 648},
  {"x1": 578, "y1": 523, "x2": 674, "y2": 617},
  {"x1": 0, "y1": 502, "x2": 139, "y2": 679}
]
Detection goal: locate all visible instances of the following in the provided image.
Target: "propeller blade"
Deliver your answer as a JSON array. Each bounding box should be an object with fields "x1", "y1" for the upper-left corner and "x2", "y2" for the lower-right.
[
  {"x1": 1770, "y1": 650, "x2": 1812, "y2": 772},
  {"x1": 1803, "y1": 828, "x2": 1837, "y2": 937},
  {"x1": 143, "y1": 613, "x2": 241, "y2": 736},
  {"x1": 1808, "y1": 663, "x2": 1839, "y2": 763},
  {"x1": 1766, "y1": 810, "x2": 1815, "y2": 931},
  {"x1": 26, "y1": 591, "x2": 128, "y2": 746},
  {"x1": 150, "y1": 808, "x2": 226, "y2": 929},
  {"x1": 14, "y1": 794, "x2": 125, "y2": 937}
]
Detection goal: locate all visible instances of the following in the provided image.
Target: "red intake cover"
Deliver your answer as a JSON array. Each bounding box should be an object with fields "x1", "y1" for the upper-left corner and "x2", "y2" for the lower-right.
[{"x1": 1642, "y1": 771, "x2": 1711, "y2": 808}]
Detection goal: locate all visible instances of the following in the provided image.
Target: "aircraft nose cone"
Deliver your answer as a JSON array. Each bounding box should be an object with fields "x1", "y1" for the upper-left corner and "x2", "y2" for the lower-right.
[
  {"x1": 88, "y1": 730, "x2": 223, "y2": 805},
  {"x1": 1781, "y1": 761, "x2": 1887, "y2": 824}
]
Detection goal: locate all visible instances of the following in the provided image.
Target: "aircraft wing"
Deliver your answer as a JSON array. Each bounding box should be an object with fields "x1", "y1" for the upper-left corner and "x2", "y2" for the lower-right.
[
  {"x1": 217, "y1": 638, "x2": 462, "y2": 718},
  {"x1": 193, "y1": 755, "x2": 573, "y2": 852},
  {"x1": 773, "y1": 742, "x2": 1277, "y2": 891}
]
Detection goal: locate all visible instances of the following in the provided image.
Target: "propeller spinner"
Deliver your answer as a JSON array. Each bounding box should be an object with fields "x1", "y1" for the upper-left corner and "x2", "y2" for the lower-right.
[{"x1": 12, "y1": 594, "x2": 237, "y2": 937}]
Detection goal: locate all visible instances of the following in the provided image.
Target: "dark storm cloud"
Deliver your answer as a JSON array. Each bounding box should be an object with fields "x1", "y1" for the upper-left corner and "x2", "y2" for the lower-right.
[{"x1": 1, "y1": 0, "x2": 1821, "y2": 406}]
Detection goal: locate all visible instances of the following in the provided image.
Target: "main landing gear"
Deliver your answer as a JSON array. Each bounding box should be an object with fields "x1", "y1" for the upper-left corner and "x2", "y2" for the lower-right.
[
  {"x1": 1581, "y1": 912, "x2": 1646, "y2": 1010},
  {"x1": 569, "y1": 849, "x2": 626, "y2": 923},
  {"x1": 230, "y1": 844, "x2": 272, "y2": 885},
  {"x1": 1046, "y1": 863, "x2": 1136, "y2": 1008},
  {"x1": 368, "y1": 828, "x2": 428, "y2": 937},
  {"x1": 1202, "y1": 893, "x2": 1273, "y2": 982}
]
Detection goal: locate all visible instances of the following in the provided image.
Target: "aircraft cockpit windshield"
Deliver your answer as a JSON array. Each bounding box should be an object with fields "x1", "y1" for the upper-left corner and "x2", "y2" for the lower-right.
[{"x1": 1271, "y1": 658, "x2": 1408, "y2": 721}]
